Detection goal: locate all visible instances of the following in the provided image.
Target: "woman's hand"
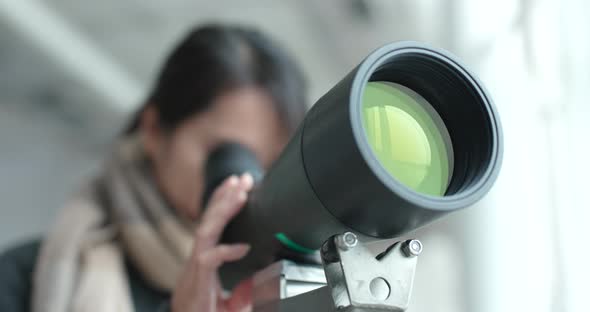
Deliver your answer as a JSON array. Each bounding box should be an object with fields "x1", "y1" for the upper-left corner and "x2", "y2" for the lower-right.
[{"x1": 171, "y1": 174, "x2": 254, "y2": 312}]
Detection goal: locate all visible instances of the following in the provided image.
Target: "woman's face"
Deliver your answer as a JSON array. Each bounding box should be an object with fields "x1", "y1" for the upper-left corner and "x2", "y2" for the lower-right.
[{"x1": 141, "y1": 87, "x2": 290, "y2": 220}]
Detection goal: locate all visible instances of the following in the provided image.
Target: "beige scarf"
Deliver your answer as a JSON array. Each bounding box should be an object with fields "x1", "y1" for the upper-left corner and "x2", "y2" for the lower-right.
[{"x1": 32, "y1": 137, "x2": 195, "y2": 312}]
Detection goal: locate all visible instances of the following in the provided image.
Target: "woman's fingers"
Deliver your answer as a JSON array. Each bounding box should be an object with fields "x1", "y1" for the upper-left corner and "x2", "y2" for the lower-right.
[
  {"x1": 209, "y1": 173, "x2": 253, "y2": 203},
  {"x1": 172, "y1": 173, "x2": 255, "y2": 312},
  {"x1": 172, "y1": 255, "x2": 218, "y2": 312},
  {"x1": 224, "y1": 278, "x2": 253, "y2": 312},
  {"x1": 196, "y1": 174, "x2": 253, "y2": 249},
  {"x1": 172, "y1": 244, "x2": 250, "y2": 312},
  {"x1": 238, "y1": 173, "x2": 254, "y2": 190},
  {"x1": 196, "y1": 189, "x2": 246, "y2": 249},
  {"x1": 209, "y1": 175, "x2": 239, "y2": 203},
  {"x1": 196, "y1": 244, "x2": 251, "y2": 269}
]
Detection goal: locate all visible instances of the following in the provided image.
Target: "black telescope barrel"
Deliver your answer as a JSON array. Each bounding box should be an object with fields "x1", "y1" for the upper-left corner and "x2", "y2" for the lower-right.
[{"x1": 203, "y1": 41, "x2": 503, "y2": 287}]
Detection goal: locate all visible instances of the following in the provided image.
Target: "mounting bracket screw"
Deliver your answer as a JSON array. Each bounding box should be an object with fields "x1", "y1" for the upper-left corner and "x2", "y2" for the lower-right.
[{"x1": 402, "y1": 239, "x2": 423, "y2": 257}]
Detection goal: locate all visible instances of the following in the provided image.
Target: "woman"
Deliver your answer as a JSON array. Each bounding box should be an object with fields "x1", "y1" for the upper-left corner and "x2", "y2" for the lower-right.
[{"x1": 0, "y1": 24, "x2": 307, "y2": 312}]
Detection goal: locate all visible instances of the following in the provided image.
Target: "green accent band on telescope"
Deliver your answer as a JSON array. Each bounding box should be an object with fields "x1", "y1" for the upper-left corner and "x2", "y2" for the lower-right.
[
  {"x1": 361, "y1": 82, "x2": 454, "y2": 196},
  {"x1": 275, "y1": 233, "x2": 316, "y2": 254}
]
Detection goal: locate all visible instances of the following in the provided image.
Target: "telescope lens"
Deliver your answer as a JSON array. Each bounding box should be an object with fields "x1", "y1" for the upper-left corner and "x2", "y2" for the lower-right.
[{"x1": 362, "y1": 82, "x2": 454, "y2": 196}]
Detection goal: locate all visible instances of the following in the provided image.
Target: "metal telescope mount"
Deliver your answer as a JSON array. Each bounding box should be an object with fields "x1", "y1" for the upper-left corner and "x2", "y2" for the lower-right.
[{"x1": 251, "y1": 232, "x2": 422, "y2": 312}]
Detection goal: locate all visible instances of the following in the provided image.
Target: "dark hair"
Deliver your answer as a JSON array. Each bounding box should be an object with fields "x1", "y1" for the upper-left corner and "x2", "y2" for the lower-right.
[{"x1": 126, "y1": 24, "x2": 307, "y2": 134}]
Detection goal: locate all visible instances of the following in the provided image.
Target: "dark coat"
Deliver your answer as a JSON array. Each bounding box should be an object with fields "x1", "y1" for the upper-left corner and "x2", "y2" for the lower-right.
[{"x1": 0, "y1": 240, "x2": 170, "y2": 312}]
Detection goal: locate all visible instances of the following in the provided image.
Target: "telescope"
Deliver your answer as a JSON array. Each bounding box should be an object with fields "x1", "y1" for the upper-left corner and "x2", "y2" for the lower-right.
[{"x1": 204, "y1": 41, "x2": 503, "y2": 311}]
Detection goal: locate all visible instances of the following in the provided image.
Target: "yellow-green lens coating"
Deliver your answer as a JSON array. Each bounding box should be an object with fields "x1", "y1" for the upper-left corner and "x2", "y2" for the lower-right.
[{"x1": 362, "y1": 82, "x2": 454, "y2": 196}]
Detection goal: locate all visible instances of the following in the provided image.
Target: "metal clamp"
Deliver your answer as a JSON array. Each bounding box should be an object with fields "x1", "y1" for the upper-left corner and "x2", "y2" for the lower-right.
[
  {"x1": 252, "y1": 233, "x2": 422, "y2": 312},
  {"x1": 321, "y1": 233, "x2": 420, "y2": 311}
]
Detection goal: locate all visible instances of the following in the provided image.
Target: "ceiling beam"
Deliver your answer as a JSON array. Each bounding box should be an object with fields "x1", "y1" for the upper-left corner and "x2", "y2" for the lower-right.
[{"x1": 0, "y1": 0, "x2": 142, "y2": 112}]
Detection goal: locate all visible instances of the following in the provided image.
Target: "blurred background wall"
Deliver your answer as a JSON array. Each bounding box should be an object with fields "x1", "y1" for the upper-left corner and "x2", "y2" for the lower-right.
[{"x1": 0, "y1": 0, "x2": 588, "y2": 311}]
